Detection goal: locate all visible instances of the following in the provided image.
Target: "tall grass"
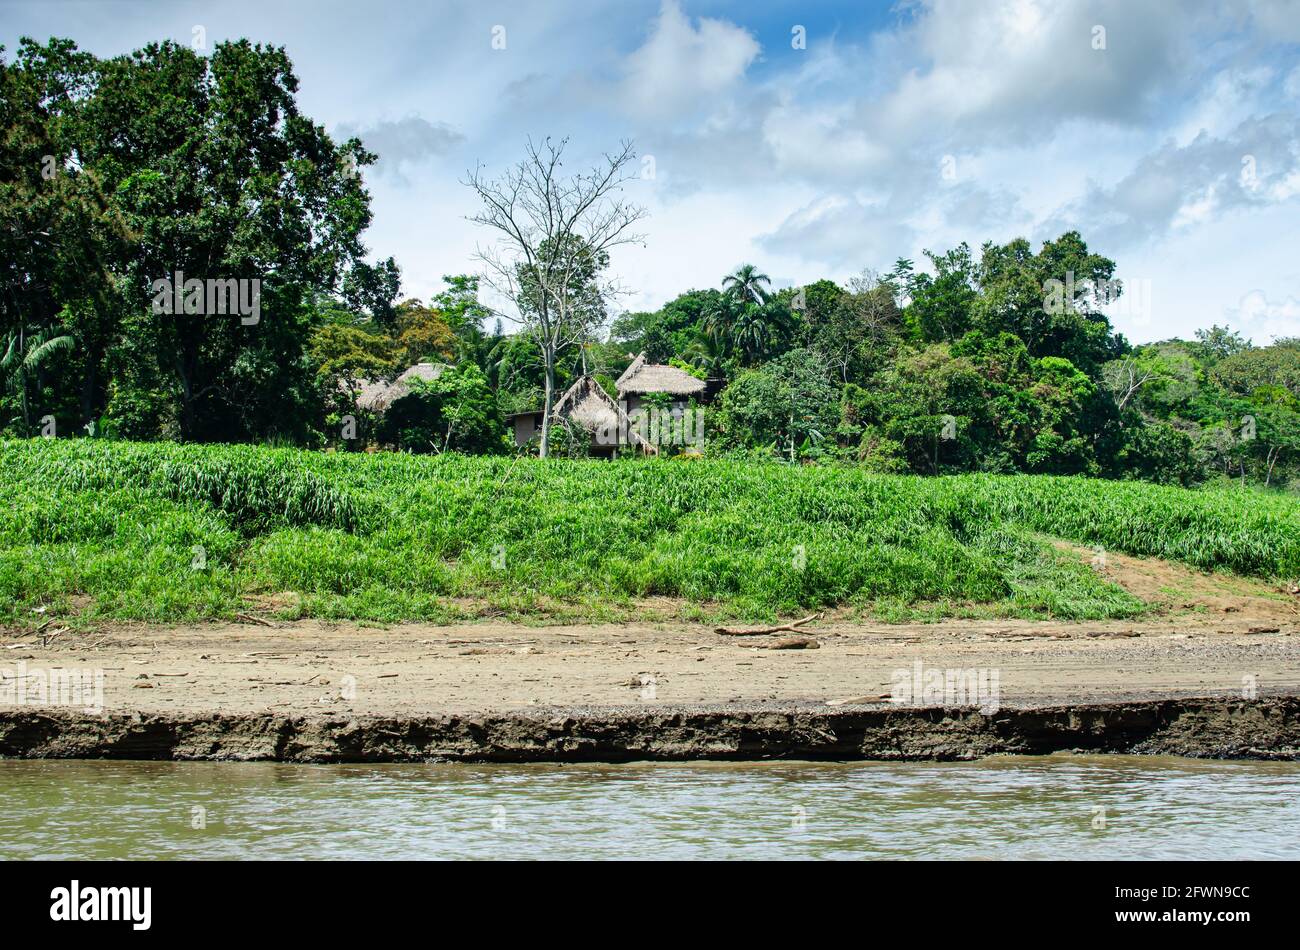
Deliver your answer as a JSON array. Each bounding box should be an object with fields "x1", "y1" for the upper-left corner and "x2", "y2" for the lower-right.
[
  {"x1": 2, "y1": 439, "x2": 1295, "y2": 624},
  {"x1": 10, "y1": 439, "x2": 363, "y2": 531},
  {"x1": 957, "y1": 475, "x2": 1300, "y2": 578}
]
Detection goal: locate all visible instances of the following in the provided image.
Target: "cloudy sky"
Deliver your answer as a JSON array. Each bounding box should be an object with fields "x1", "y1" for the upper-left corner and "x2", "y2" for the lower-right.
[{"x1": 5, "y1": 0, "x2": 1299, "y2": 343}]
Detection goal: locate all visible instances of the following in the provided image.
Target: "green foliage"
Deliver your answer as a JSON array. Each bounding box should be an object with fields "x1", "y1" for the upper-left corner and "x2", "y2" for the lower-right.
[
  {"x1": 897, "y1": 244, "x2": 978, "y2": 343},
  {"x1": 5, "y1": 440, "x2": 1298, "y2": 626},
  {"x1": 374, "y1": 364, "x2": 507, "y2": 454},
  {"x1": 712, "y1": 349, "x2": 839, "y2": 459},
  {"x1": 393, "y1": 298, "x2": 455, "y2": 366},
  {"x1": 309, "y1": 323, "x2": 400, "y2": 385},
  {"x1": 542, "y1": 418, "x2": 592, "y2": 459},
  {"x1": 721, "y1": 264, "x2": 772, "y2": 305},
  {"x1": 975, "y1": 231, "x2": 1122, "y2": 374},
  {"x1": 2, "y1": 32, "x2": 1294, "y2": 496},
  {"x1": 2, "y1": 37, "x2": 382, "y2": 443},
  {"x1": 703, "y1": 292, "x2": 794, "y2": 367},
  {"x1": 5, "y1": 438, "x2": 364, "y2": 533},
  {"x1": 1114, "y1": 338, "x2": 1300, "y2": 489},
  {"x1": 1195, "y1": 325, "x2": 1253, "y2": 362},
  {"x1": 798, "y1": 274, "x2": 900, "y2": 382},
  {"x1": 1, "y1": 328, "x2": 75, "y2": 431},
  {"x1": 1115, "y1": 421, "x2": 1201, "y2": 487},
  {"x1": 342, "y1": 259, "x2": 402, "y2": 328},
  {"x1": 433, "y1": 274, "x2": 494, "y2": 366},
  {"x1": 1214, "y1": 340, "x2": 1300, "y2": 397}
]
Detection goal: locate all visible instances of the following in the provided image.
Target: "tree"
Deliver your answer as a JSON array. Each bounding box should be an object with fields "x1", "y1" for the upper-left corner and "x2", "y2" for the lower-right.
[
  {"x1": 1101, "y1": 357, "x2": 1156, "y2": 411},
  {"x1": 899, "y1": 243, "x2": 977, "y2": 343},
  {"x1": 722, "y1": 264, "x2": 771, "y2": 306},
  {"x1": 393, "y1": 298, "x2": 455, "y2": 366},
  {"x1": 1247, "y1": 399, "x2": 1300, "y2": 488},
  {"x1": 790, "y1": 278, "x2": 844, "y2": 347},
  {"x1": 430, "y1": 274, "x2": 493, "y2": 367},
  {"x1": 609, "y1": 309, "x2": 676, "y2": 362},
  {"x1": 11, "y1": 37, "x2": 385, "y2": 442},
  {"x1": 375, "y1": 363, "x2": 507, "y2": 454},
  {"x1": 730, "y1": 299, "x2": 794, "y2": 366},
  {"x1": 1214, "y1": 340, "x2": 1299, "y2": 397},
  {"x1": 610, "y1": 289, "x2": 720, "y2": 349},
  {"x1": 342, "y1": 258, "x2": 402, "y2": 328},
  {"x1": 1114, "y1": 421, "x2": 1202, "y2": 486},
  {"x1": 703, "y1": 284, "x2": 793, "y2": 369},
  {"x1": 308, "y1": 322, "x2": 399, "y2": 399},
  {"x1": 712, "y1": 349, "x2": 838, "y2": 460},
  {"x1": 465, "y1": 137, "x2": 646, "y2": 457},
  {"x1": 307, "y1": 321, "x2": 399, "y2": 447},
  {"x1": 801, "y1": 272, "x2": 900, "y2": 382},
  {"x1": 974, "y1": 232, "x2": 1122, "y2": 375},
  {"x1": 1, "y1": 327, "x2": 73, "y2": 430},
  {"x1": 1195, "y1": 325, "x2": 1252, "y2": 362},
  {"x1": 0, "y1": 39, "x2": 124, "y2": 434}
]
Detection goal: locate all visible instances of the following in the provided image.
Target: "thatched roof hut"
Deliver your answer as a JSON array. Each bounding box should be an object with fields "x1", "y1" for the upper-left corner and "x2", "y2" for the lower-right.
[
  {"x1": 506, "y1": 375, "x2": 650, "y2": 455},
  {"x1": 553, "y1": 376, "x2": 649, "y2": 451},
  {"x1": 615, "y1": 353, "x2": 708, "y2": 398},
  {"x1": 354, "y1": 362, "x2": 447, "y2": 413}
]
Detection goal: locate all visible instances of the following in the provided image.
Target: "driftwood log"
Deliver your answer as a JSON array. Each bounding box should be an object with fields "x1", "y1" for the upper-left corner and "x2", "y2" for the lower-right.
[
  {"x1": 714, "y1": 613, "x2": 823, "y2": 637},
  {"x1": 755, "y1": 637, "x2": 819, "y2": 650}
]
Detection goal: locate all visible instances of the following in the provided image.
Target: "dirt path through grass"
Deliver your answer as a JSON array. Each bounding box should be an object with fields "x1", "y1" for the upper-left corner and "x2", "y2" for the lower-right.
[{"x1": 1053, "y1": 540, "x2": 1300, "y2": 621}]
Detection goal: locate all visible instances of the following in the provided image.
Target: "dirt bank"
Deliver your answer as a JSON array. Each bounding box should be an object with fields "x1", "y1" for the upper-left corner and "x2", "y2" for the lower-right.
[
  {"x1": 3, "y1": 606, "x2": 1298, "y2": 760},
  {"x1": 2, "y1": 698, "x2": 1298, "y2": 762}
]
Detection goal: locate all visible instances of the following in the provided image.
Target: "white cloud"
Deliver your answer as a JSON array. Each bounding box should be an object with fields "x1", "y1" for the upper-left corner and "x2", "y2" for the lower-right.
[
  {"x1": 1246, "y1": 0, "x2": 1300, "y2": 43},
  {"x1": 334, "y1": 116, "x2": 465, "y2": 182},
  {"x1": 1286, "y1": 64, "x2": 1300, "y2": 101},
  {"x1": 1041, "y1": 112, "x2": 1300, "y2": 249},
  {"x1": 757, "y1": 192, "x2": 916, "y2": 270},
  {"x1": 1228, "y1": 290, "x2": 1300, "y2": 343},
  {"x1": 620, "y1": 1, "x2": 760, "y2": 120},
  {"x1": 870, "y1": 0, "x2": 1198, "y2": 145},
  {"x1": 761, "y1": 101, "x2": 891, "y2": 178}
]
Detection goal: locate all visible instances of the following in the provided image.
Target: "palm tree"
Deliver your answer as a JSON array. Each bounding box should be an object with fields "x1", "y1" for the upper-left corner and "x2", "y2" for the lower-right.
[
  {"x1": 701, "y1": 294, "x2": 740, "y2": 353},
  {"x1": 1, "y1": 328, "x2": 74, "y2": 430},
  {"x1": 722, "y1": 264, "x2": 772, "y2": 306},
  {"x1": 681, "y1": 328, "x2": 725, "y2": 375},
  {"x1": 729, "y1": 306, "x2": 771, "y2": 365},
  {"x1": 730, "y1": 301, "x2": 795, "y2": 366}
]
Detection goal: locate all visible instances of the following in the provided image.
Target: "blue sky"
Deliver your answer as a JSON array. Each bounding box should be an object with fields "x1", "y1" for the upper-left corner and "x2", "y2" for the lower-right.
[{"x1": 4, "y1": 0, "x2": 1299, "y2": 343}]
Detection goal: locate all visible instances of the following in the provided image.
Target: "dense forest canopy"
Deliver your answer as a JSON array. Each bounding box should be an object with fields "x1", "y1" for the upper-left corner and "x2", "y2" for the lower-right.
[{"x1": 2, "y1": 37, "x2": 1297, "y2": 490}]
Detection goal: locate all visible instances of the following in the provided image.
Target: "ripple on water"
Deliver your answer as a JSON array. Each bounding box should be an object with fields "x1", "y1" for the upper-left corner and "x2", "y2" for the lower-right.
[{"x1": 1, "y1": 756, "x2": 1297, "y2": 860}]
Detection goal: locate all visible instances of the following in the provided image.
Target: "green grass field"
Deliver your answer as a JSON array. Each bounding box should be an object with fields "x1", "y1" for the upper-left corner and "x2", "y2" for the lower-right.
[{"x1": 2, "y1": 438, "x2": 1297, "y2": 626}]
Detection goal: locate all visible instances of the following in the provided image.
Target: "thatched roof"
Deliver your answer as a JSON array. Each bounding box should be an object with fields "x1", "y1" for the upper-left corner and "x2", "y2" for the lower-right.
[
  {"x1": 615, "y1": 352, "x2": 707, "y2": 397},
  {"x1": 354, "y1": 362, "x2": 447, "y2": 413},
  {"x1": 552, "y1": 376, "x2": 649, "y2": 448}
]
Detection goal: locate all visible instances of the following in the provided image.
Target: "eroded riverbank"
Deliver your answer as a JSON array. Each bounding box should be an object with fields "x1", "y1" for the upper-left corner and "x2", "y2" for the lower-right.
[
  {"x1": 2, "y1": 616, "x2": 1298, "y2": 762},
  {"x1": 3, "y1": 697, "x2": 1300, "y2": 762}
]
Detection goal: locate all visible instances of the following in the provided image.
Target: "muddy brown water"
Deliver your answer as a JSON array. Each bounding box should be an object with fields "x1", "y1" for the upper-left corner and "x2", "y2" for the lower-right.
[{"x1": 2, "y1": 755, "x2": 1298, "y2": 860}]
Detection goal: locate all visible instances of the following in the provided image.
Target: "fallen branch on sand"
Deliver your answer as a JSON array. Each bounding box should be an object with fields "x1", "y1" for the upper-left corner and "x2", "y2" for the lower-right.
[
  {"x1": 755, "y1": 637, "x2": 819, "y2": 650},
  {"x1": 715, "y1": 613, "x2": 823, "y2": 637},
  {"x1": 236, "y1": 613, "x2": 276, "y2": 627}
]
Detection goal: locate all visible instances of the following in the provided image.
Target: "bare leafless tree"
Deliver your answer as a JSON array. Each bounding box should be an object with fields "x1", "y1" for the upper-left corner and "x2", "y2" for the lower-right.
[
  {"x1": 1102, "y1": 358, "x2": 1156, "y2": 411},
  {"x1": 464, "y1": 138, "x2": 647, "y2": 457},
  {"x1": 812, "y1": 269, "x2": 900, "y2": 383}
]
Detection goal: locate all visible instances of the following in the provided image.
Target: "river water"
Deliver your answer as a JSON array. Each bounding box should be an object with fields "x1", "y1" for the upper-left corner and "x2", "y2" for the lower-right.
[{"x1": 2, "y1": 755, "x2": 1298, "y2": 860}]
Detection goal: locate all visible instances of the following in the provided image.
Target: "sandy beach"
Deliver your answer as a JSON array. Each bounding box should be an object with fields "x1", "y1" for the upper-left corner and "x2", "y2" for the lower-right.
[{"x1": 3, "y1": 612, "x2": 1297, "y2": 717}]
